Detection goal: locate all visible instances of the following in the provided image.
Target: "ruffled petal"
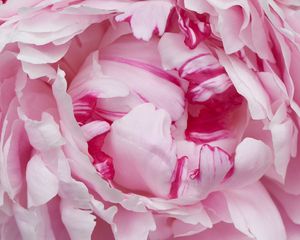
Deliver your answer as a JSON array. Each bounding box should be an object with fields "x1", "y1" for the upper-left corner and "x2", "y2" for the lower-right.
[
  {"x1": 103, "y1": 103, "x2": 176, "y2": 197},
  {"x1": 115, "y1": 1, "x2": 173, "y2": 41}
]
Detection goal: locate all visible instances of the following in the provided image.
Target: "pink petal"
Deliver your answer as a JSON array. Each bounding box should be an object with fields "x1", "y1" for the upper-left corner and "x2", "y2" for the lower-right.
[
  {"x1": 80, "y1": 120, "x2": 110, "y2": 141},
  {"x1": 61, "y1": 200, "x2": 96, "y2": 240},
  {"x1": 17, "y1": 42, "x2": 70, "y2": 64},
  {"x1": 217, "y1": 50, "x2": 272, "y2": 120},
  {"x1": 68, "y1": 51, "x2": 130, "y2": 101},
  {"x1": 21, "y1": 112, "x2": 65, "y2": 151},
  {"x1": 26, "y1": 154, "x2": 59, "y2": 207},
  {"x1": 181, "y1": 144, "x2": 233, "y2": 200},
  {"x1": 224, "y1": 183, "x2": 286, "y2": 240},
  {"x1": 113, "y1": 208, "x2": 156, "y2": 240},
  {"x1": 225, "y1": 138, "x2": 272, "y2": 188},
  {"x1": 175, "y1": 222, "x2": 251, "y2": 240},
  {"x1": 115, "y1": 1, "x2": 173, "y2": 41},
  {"x1": 269, "y1": 104, "x2": 298, "y2": 179},
  {"x1": 102, "y1": 103, "x2": 176, "y2": 197},
  {"x1": 99, "y1": 36, "x2": 185, "y2": 121},
  {"x1": 158, "y1": 33, "x2": 209, "y2": 71},
  {"x1": 13, "y1": 203, "x2": 55, "y2": 240},
  {"x1": 266, "y1": 179, "x2": 300, "y2": 225}
]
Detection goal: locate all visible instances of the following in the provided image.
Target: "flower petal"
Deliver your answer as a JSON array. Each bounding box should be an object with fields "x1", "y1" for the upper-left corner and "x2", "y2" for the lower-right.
[
  {"x1": 115, "y1": 1, "x2": 173, "y2": 41},
  {"x1": 113, "y1": 208, "x2": 156, "y2": 240},
  {"x1": 61, "y1": 200, "x2": 96, "y2": 240},
  {"x1": 26, "y1": 154, "x2": 59, "y2": 207},
  {"x1": 21, "y1": 112, "x2": 65, "y2": 152},
  {"x1": 217, "y1": 50, "x2": 272, "y2": 120},
  {"x1": 103, "y1": 103, "x2": 176, "y2": 197},
  {"x1": 225, "y1": 138, "x2": 272, "y2": 188},
  {"x1": 224, "y1": 183, "x2": 286, "y2": 240}
]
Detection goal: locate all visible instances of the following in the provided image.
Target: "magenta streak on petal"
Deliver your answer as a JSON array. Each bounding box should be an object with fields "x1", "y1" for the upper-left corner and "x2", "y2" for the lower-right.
[
  {"x1": 188, "y1": 130, "x2": 230, "y2": 143},
  {"x1": 185, "y1": 87, "x2": 243, "y2": 143},
  {"x1": 73, "y1": 95, "x2": 127, "y2": 123},
  {"x1": 178, "y1": 53, "x2": 210, "y2": 77},
  {"x1": 101, "y1": 56, "x2": 181, "y2": 87},
  {"x1": 134, "y1": 91, "x2": 149, "y2": 103},
  {"x1": 223, "y1": 165, "x2": 234, "y2": 182},
  {"x1": 179, "y1": 53, "x2": 226, "y2": 81},
  {"x1": 177, "y1": 8, "x2": 211, "y2": 49},
  {"x1": 88, "y1": 135, "x2": 115, "y2": 180},
  {"x1": 190, "y1": 169, "x2": 200, "y2": 180},
  {"x1": 169, "y1": 156, "x2": 188, "y2": 199},
  {"x1": 178, "y1": 51, "x2": 232, "y2": 103},
  {"x1": 153, "y1": 26, "x2": 160, "y2": 36},
  {"x1": 73, "y1": 95, "x2": 97, "y2": 125},
  {"x1": 93, "y1": 153, "x2": 115, "y2": 180},
  {"x1": 193, "y1": 144, "x2": 233, "y2": 184},
  {"x1": 94, "y1": 108, "x2": 127, "y2": 118}
]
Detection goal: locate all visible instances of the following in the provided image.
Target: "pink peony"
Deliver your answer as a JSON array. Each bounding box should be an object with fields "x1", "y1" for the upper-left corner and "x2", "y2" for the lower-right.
[{"x1": 0, "y1": 0, "x2": 300, "y2": 239}]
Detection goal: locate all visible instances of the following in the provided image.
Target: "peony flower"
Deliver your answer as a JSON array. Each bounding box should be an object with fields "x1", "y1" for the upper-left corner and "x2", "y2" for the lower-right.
[{"x1": 0, "y1": 0, "x2": 300, "y2": 240}]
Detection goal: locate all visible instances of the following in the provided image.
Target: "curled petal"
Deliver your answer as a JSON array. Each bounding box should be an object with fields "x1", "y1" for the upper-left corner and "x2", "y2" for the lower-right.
[
  {"x1": 225, "y1": 138, "x2": 272, "y2": 188},
  {"x1": 103, "y1": 103, "x2": 176, "y2": 197},
  {"x1": 115, "y1": 1, "x2": 173, "y2": 41}
]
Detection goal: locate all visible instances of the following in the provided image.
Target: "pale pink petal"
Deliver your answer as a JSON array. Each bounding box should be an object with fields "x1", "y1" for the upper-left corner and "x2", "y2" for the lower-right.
[
  {"x1": 0, "y1": 110, "x2": 30, "y2": 200},
  {"x1": 183, "y1": 0, "x2": 215, "y2": 15},
  {"x1": 217, "y1": 7, "x2": 245, "y2": 54},
  {"x1": 225, "y1": 138, "x2": 272, "y2": 188},
  {"x1": 181, "y1": 144, "x2": 233, "y2": 200},
  {"x1": 26, "y1": 155, "x2": 59, "y2": 207},
  {"x1": 202, "y1": 192, "x2": 232, "y2": 224},
  {"x1": 61, "y1": 200, "x2": 96, "y2": 240},
  {"x1": 59, "y1": 180, "x2": 91, "y2": 210},
  {"x1": 103, "y1": 103, "x2": 176, "y2": 197},
  {"x1": 158, "y1": 33, "x2": 209, "y2": 71},
  {"x1": 91, "y1": 198, "x2": 117, "y2": 225},
  {"x1": 11, "y1": 12, "x2": 104, "y2": 46},
  {"x1": 68, "y1": 51, "x2": 130, "y2": 101},
  {"x1": 154, "y1": 202, "x2": 212, "y2": 228},
  {"x1": 199, "y1": 145, "x2": 232, "y2": 186},
  {"x1": 266, "y1": 179, "x2": 300, "y2": 225},
  {"x1": 224, "y1": 183, "x2": 286, "y2": 240},
  {"x1": 21, "y1": 112, "x2": 65, "y2": 151},
  {"x1": 239, "y1": 1, "x2": 274, "y2": 61},
  {"x1": 269, "y1": 104, "x2": 298, "y2": 179},
  {"x1": 99, "y1": 36, "x2": 185, "y2": 121},
  {"x1": 80, "y1": 120, "x2": 110, "y2": 141},
  {"x1": 217, "y1": 50, "x2": 272, "y2": 120},
  {"x1": 175, "y1": 222, "x2": 251, "y2": 240},
  {"x1": 52, "y1": 69, "x2": 87, "y2": 150},
  {"x1": 13, "y1": 203, "x2": 55, "y2": 240},
  {"x1": 115, "y1": 1, "x2": 173, "y2": 41},
  {"x1": 17, "y1": 42, "x2": 70, "y2": 64},
  {"x1": 21, "y1": 62, "x2": 56, "y2": 79},
  {"x1": 113, "y1": 208, "x2": 156, "y2": 240}
]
